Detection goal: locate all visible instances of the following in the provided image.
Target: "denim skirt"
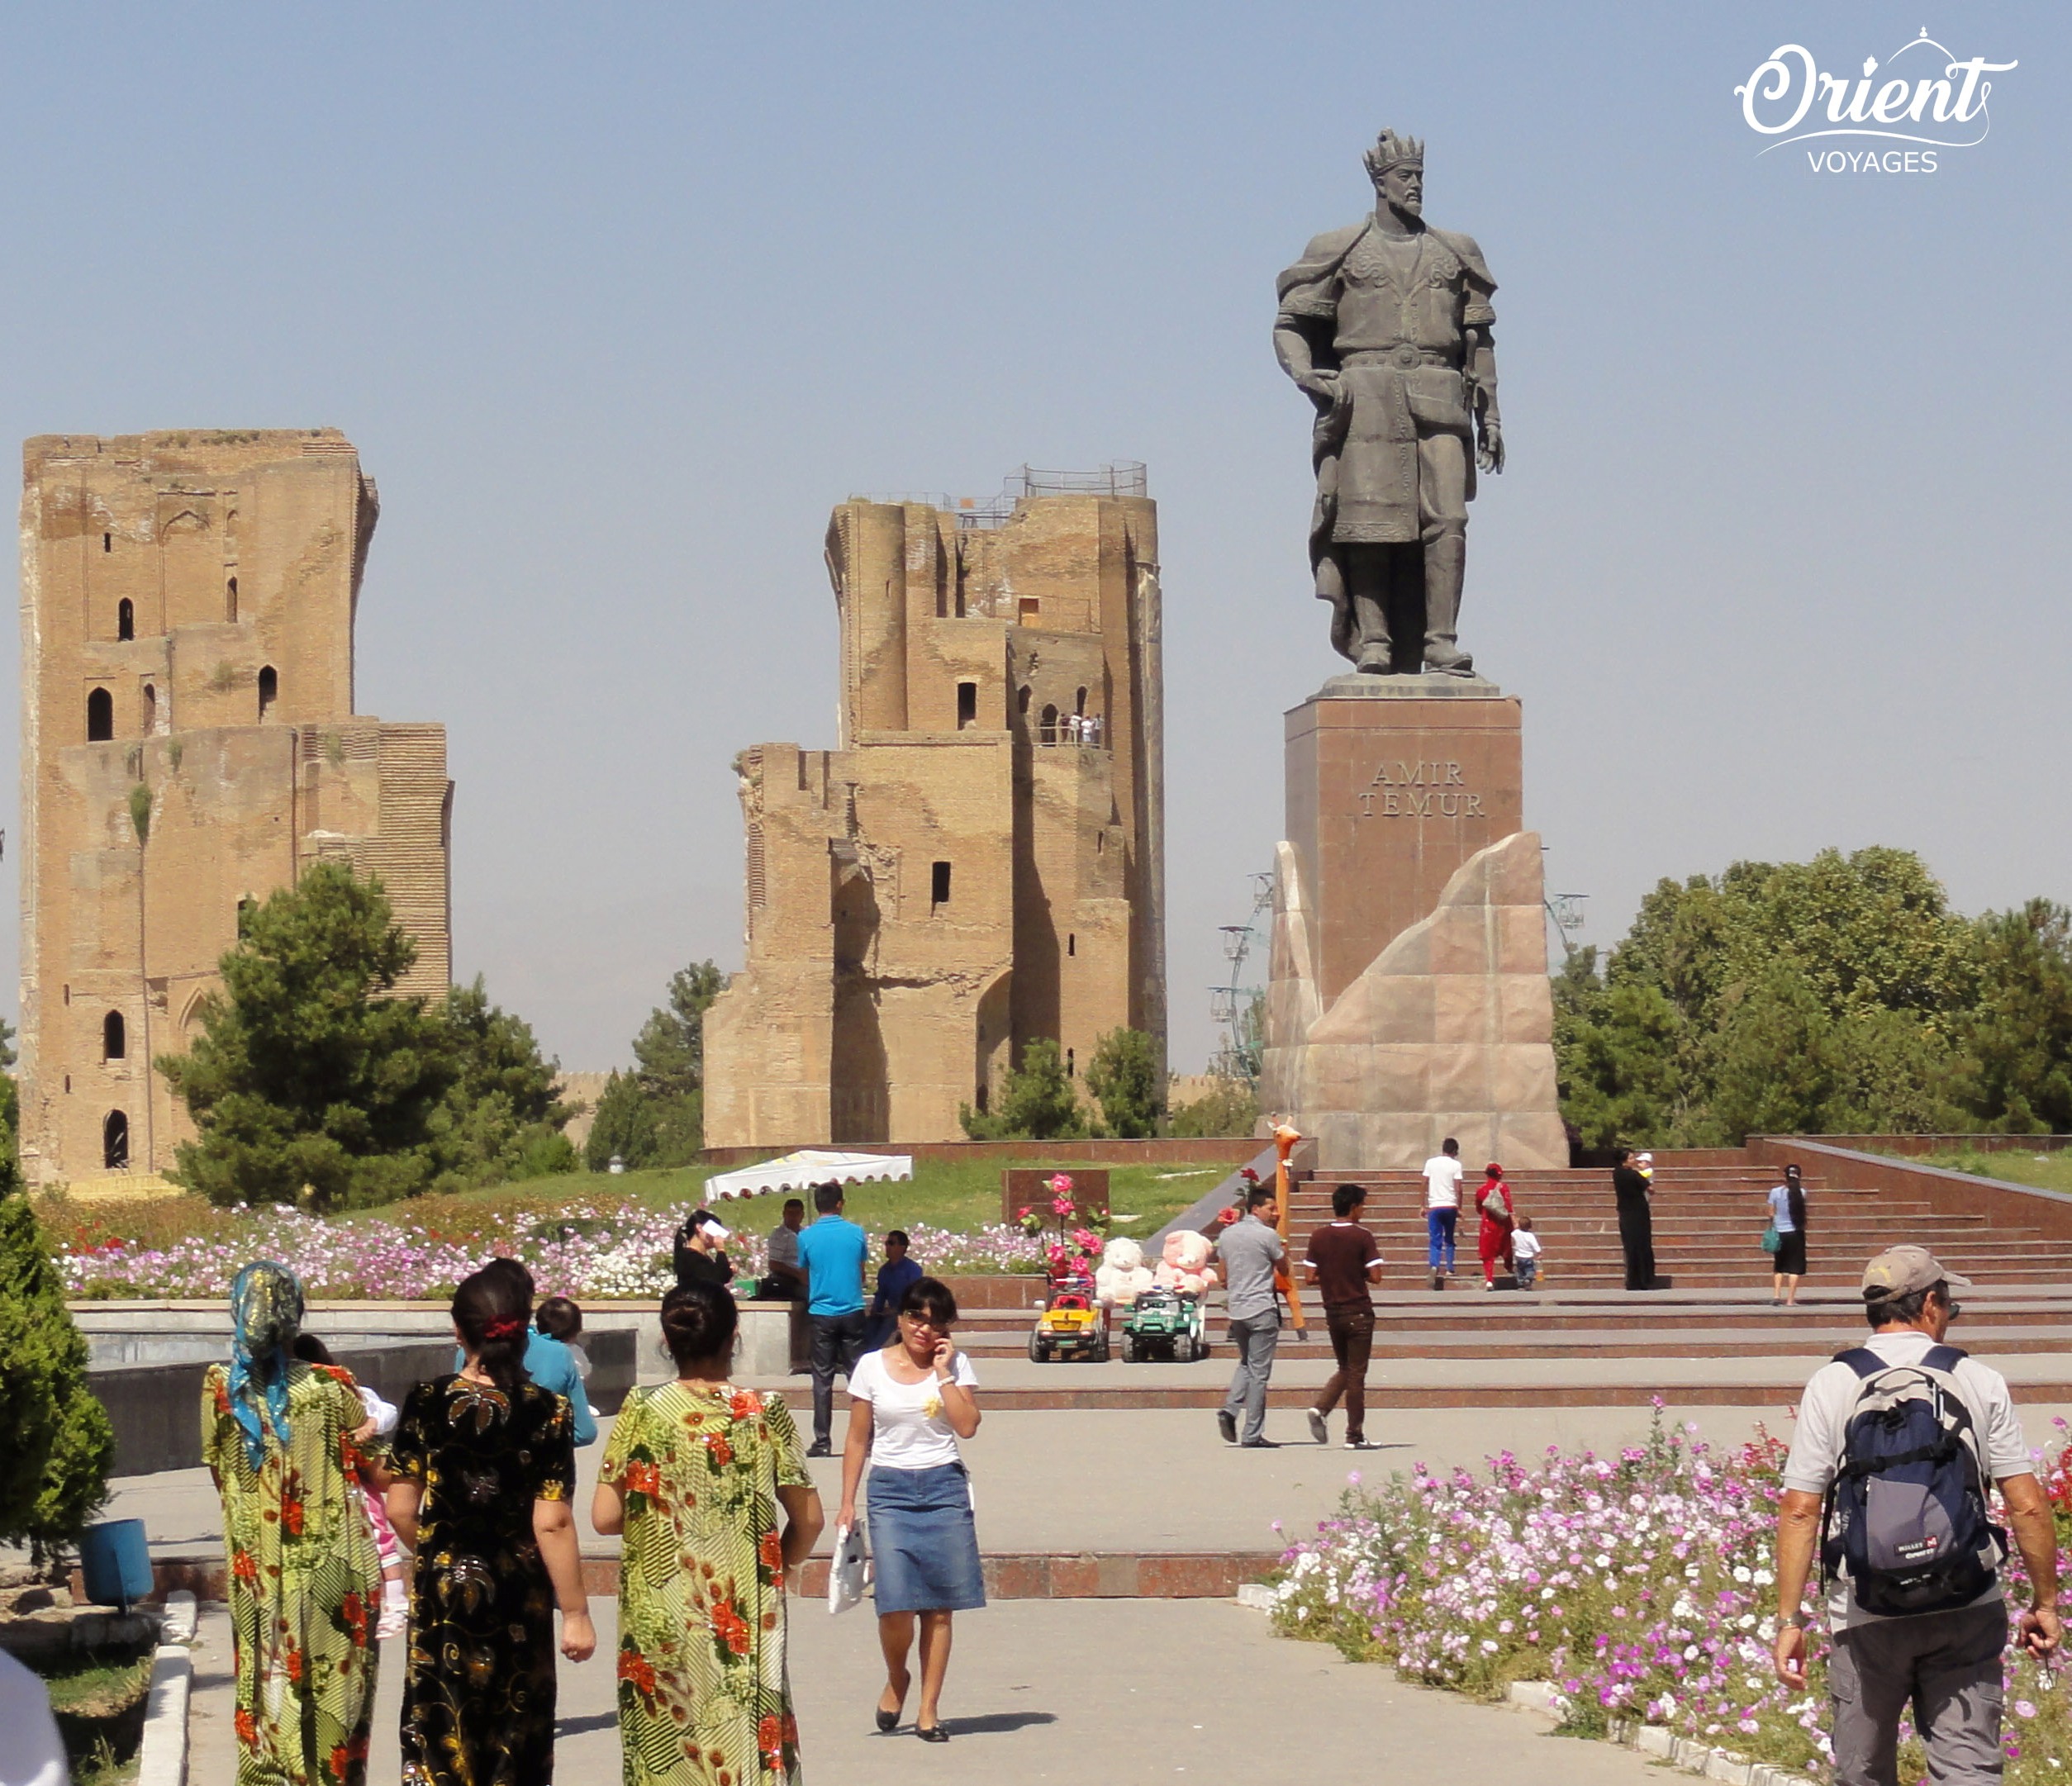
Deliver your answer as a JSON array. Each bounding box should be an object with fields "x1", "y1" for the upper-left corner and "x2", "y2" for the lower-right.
[{"x1": 867, "y1": 1463, "x2": 986, "y2": 1614}]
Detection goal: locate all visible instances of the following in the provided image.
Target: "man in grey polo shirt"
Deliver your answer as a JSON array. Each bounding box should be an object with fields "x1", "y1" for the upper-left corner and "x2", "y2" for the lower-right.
[
  {"x1": 1773, "y1": 1245, "x2": 2060, "y2": 1786},
  {"x1": 1215, "y1": 1185, "x2": 1285, "y2": 1448}
]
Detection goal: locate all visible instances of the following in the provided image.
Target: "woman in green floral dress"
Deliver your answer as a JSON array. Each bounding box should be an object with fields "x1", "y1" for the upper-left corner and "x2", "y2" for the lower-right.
[
  {"x1": 594, "y1": 1282, "x2": 825, "y2": 1784},
  {"x1": 202, "y1": 1261, "x2": 385, "y2": 1786}
]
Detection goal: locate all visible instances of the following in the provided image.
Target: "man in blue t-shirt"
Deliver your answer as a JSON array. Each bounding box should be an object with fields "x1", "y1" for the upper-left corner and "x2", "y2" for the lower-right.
[{"x1": 794, "y1": 1180, "x2": 868, "y2": 1456}]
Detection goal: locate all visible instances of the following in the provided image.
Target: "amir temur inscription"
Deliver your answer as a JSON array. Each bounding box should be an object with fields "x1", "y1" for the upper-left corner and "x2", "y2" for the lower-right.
[
  {"x1": 1275, "y1": 130, "x2": 1504, "y2": 678},
  {"x1": 1356, "y1": 758, "x2": 1484, "y2": 819}
]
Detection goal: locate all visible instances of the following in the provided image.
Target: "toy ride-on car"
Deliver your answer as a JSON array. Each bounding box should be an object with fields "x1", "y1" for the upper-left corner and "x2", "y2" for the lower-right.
[
  {"x1": 1120, "y1": 1288, "x2": 1207, "y2": 1362},
  {"x1": 1029, "y1": 1276, "x2": 1110, "y2": 1363}
]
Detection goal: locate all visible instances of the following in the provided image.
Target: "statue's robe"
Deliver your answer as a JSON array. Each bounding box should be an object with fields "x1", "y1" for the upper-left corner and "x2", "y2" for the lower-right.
[{"x1": 1276, "y1": 218, "x2": 1496, "y2": 656}]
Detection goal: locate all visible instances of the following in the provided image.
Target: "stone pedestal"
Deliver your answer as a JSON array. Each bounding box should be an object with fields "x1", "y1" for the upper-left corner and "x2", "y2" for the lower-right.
[
  {"x1": 1285, "y1": 674, "x2": 1523, "y2": 1006},
  {"x1": 1261, "y1": 677, "x2": 1566, "y2": 1172}
]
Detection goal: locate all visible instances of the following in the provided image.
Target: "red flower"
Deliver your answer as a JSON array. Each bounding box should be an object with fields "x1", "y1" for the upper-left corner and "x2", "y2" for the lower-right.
[
  {"x1": 232, "y1": 1550, "x2": 259, "y2": 1584},
  {"x1": 281, "y1": 1494, "x2": 306, "y2": 1537},
  {"x1": 235, "y1": 1708, "x2": 258, "y2": 1748},
  {"x1": 617, "y1": 1646, "x2": 658, "y2": 1698},
  {"x1": 729, "y1": 1391, "x2": 761, "y2": 1423},
  {"x1": 328, "y1": 1745, "x2": 351, "y2": 1781},
  {"x1": 704, "y1": 1432, "x2": 734, "y2": 1469},
  {"x1": 710, "y1": 1601, "x2": 752, "y2": 1656},
  {"x1": 625, "y1": 1461, "x2": 663, "y2": 1500},
  {"x1": 340, "y1": 1592, "x2": 368, "y2": 1646},
  {"x1": 758, "y1": 1712, "x2": 784, "y2": 1761},
  {"x1": 284, "y1": 1639, "x2": 306, "y2": 1685},
  {"x1": 758, "y1": 1529, "x2": 784, "y2": 1575}
]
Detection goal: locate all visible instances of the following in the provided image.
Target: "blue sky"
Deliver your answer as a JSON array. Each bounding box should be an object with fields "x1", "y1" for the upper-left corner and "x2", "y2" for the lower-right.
[{"x1": 1, "y1": 3, "x2": 2064, "y2": 1073}]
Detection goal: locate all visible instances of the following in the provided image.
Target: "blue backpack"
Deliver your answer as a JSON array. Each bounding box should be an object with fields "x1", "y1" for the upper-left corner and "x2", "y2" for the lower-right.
[{"x1": 1819, "y1": 1345, "x2": 2005, "y2": 1617}]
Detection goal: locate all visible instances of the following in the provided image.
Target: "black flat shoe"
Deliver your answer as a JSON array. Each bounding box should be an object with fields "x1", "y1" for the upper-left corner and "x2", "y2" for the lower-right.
[
  {"x1": 876, "y1": 1709, "x2": 899, "y2": 1732},
  {"x1": 917, "y1": 1724, "x2": 949, "y2": 1743}
]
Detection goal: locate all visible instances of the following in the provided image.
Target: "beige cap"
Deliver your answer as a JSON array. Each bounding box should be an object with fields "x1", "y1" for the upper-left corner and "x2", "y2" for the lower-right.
[{"x1": 1861, "y1": 1245, "x2": 1971, "y2": 1300}]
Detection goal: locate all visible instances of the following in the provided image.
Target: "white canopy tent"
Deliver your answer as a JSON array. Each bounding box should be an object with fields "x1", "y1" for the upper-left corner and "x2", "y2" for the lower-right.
[{"x1": 704, "y1": 1148, "x2": 914, "y2": 1203}]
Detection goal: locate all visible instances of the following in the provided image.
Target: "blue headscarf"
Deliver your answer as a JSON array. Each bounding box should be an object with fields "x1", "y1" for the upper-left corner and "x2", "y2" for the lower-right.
[{"x1": 228, "y1": 1261, "x2": 305, "y2": 1470}]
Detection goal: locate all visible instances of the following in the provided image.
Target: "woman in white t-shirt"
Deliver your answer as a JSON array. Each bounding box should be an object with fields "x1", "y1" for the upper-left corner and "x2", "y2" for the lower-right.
[{"x1": 837, "y1": 1275, "x2": 982, "y2": 1744}]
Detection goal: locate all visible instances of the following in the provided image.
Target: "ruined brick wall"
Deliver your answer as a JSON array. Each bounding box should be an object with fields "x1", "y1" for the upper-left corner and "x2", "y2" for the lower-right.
[
  {"x1": 705, "y1": 485, "x2": 1164, "y2": 1148},
  {"x1": 18, "y1": 430, "x2": 453, "y2": 1186}
]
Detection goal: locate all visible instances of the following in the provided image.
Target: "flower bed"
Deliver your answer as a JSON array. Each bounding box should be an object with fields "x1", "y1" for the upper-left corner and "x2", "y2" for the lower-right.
[
  {"x1": 1268, "y1": 1413, "x2": 2070, "y2": 1784},
  {"x1": 53, "y1": 1197, "x2": 1044, "y2": 1300}
]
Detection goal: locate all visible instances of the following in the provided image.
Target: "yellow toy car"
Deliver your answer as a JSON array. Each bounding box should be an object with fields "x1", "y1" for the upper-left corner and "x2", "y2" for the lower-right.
[{"x1": 1028, "y1": 1276, "x2": 1110, "y2": 1363}]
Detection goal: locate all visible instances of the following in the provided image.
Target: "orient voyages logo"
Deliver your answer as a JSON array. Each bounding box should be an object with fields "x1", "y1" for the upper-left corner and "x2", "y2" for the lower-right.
[{"x1": 1735, "y1": 30, "x2": 2016, "y2": 173}]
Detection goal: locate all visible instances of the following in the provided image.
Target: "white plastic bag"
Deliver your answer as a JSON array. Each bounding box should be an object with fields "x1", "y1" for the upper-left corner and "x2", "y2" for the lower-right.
[{"x1": 827, "y1": 1522, "x2": 868, "y2": 1615}]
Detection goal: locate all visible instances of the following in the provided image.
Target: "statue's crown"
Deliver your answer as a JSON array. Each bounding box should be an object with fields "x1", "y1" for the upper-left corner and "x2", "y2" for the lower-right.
[{"x1": 1363, "y1": 131, "x2": 1424, "y2": 178}]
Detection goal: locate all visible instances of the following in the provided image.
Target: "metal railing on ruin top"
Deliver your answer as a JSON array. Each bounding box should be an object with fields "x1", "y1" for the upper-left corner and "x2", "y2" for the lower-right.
[{"x1": 849, "y1": 462, "x2": 1148, "y2": 530}]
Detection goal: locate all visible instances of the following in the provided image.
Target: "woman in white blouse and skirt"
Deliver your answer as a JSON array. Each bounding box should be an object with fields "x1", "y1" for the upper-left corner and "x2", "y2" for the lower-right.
[{"x1": 837, "y1": 1275, "x2": 983, "y2": 1743}]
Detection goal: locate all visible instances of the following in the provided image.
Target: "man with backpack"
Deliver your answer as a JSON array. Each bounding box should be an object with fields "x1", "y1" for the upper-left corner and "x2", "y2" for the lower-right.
[{"x1": 1772, "y1": 1245, "x2": 2060, "y2": 1786}]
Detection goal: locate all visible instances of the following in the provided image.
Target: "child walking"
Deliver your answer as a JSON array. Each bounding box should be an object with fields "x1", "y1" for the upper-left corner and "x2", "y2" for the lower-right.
[{"x1": 1511, "y1": 1217, "x2": 1543, "y2": 1290}]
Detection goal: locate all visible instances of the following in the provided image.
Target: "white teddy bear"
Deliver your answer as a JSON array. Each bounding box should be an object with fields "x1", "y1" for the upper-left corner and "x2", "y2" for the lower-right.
[{"x1": 1094, "y1": 1236, "x2": 1155, "y2": 1307}]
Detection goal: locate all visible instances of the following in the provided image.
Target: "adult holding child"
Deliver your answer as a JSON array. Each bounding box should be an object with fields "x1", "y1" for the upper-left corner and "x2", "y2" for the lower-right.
[
  {"x1": 202, "y1": 1261, "x2": 385, "y2": 1786},
  {"x1": 594, "y1": 1282, "x2": 824, "y2": 1784},
  {"x1": 839, "y1": 1276, "x2": 984, "y2": 1742},
  {"x1": 387, "y1": 1264, "x2": 594, "y2": 1786}
]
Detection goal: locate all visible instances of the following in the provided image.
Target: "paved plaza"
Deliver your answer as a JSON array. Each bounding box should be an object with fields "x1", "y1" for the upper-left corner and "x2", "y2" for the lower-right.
[
  {"x1": 188, "y1": 1594, "x2": 1682, "y2": 1786},
  {"x1": 102, "y1": 1403, "x2": 1800, "y2": 1568}
]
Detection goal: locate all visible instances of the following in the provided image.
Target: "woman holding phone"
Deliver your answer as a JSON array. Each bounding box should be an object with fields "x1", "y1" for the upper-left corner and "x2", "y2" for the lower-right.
[{"x1": 838, "y1": 1275, "x2": 982, "y2": 1743}]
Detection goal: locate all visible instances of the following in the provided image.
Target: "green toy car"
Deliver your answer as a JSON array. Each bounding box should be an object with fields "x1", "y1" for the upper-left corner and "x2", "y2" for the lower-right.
[{"x1": 1119, "y1": 1289, "x2": 1208, "y2": 1363}]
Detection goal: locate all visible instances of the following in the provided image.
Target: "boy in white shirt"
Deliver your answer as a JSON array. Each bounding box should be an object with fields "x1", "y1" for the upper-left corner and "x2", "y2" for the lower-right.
[
  {"x1": 1421, "y1": 1138, "x2": 1464, "y2": 1290},
  {"x1": 1510, "y1": 1216, "x2": 1542, "y2": 1289}
]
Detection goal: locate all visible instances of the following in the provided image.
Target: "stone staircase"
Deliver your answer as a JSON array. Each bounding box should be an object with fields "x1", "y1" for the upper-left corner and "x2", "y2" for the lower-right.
[
  {"x1": 1282, "y1": 1163, "x2": 2064, "y2": 1290},
  {"x1": 852, "y1": 1158, "x2": 2072, "y2": 1410}
]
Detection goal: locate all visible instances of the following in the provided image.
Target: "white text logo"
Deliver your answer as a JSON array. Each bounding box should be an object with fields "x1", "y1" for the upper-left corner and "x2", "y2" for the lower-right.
[{"x1": 1735, "y1": 31, "x2": 2015, "y2": 170}]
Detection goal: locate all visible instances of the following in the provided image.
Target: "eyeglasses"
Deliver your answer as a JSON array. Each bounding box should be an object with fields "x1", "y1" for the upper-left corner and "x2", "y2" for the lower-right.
[{"x1": 901, "y1": 1313, "x2": 948, "y2": 1331}]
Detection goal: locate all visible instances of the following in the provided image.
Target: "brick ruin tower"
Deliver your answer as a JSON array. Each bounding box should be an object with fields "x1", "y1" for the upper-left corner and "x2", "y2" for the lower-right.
[
  {"x1": 17, "y1": 430, "x2": 453, "y2": 1187},
  {"x1": 703, "y1": 466, "x2": 1166, "y2": 1147}
]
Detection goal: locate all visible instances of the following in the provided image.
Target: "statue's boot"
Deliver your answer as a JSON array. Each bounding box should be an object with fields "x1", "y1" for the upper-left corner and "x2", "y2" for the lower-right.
[
  {"x1": 1352, "y1": 590, "x2": 1394, "y2": 674},
  {"x1": 1420, "y1": 526, "x2": 1475, "y2": 677}
]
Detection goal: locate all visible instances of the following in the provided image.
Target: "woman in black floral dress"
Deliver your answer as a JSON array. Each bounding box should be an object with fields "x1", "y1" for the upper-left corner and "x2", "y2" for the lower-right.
[{"x1": 386, "y1": 1263, "x2": 594, "y2": 1784}]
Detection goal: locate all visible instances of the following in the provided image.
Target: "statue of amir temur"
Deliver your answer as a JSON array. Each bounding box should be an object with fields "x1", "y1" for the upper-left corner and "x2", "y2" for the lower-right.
[{"x1": 1274, "y1": 130, "x2": 1505, "y2": 677}]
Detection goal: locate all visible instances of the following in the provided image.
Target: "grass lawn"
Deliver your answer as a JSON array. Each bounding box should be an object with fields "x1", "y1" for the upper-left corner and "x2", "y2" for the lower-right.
[
  {"x1": 1914, "y1": 1146, "x2": 2072, "y2": 1196},
  {"x1": 36, "y1": 1154, "x2": 1233, "y2": 1261}
]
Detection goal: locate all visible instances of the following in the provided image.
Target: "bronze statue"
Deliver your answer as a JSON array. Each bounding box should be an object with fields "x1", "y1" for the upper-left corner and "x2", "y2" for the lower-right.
[{"x1": 1275, "y1": 131, "x2": 1504, "y2": 677}]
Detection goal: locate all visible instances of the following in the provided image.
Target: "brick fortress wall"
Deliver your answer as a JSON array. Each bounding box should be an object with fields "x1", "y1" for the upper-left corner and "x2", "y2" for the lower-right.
[{"x1": 18, "y1": 430, "x2": 453, "y2": 1186}]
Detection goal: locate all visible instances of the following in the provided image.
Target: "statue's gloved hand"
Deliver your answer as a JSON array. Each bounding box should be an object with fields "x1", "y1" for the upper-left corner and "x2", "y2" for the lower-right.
[
  {"x1": 1477, "y1": 416, "x2": 1505, "y2": 474},
  {"x1": 1295, "y1": 369, "x2": 1341, "y2": 412}
]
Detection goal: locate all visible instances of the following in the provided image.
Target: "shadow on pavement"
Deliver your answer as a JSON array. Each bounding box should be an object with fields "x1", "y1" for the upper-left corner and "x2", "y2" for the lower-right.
[{"x1": 934, "y1": 1712, "x2": 1058, "y2": 1736}]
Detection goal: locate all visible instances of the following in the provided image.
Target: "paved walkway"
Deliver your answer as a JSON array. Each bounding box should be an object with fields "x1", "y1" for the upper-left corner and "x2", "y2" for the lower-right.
[
  {"x1": 93, "y1": 1404, "x2": 1806, "y2": 1565},
  {"x1": 189, "y1": 1595, "x2": 1675, "y2": 1786}
]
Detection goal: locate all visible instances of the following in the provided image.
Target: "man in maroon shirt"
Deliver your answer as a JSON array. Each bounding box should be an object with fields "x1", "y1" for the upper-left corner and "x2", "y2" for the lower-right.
[{"x1": 1304, "y1": 1183, "x2": 1385, "y2": 1448}]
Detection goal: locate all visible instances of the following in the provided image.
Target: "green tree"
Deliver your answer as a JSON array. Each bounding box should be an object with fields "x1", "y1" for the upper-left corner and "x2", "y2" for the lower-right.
[
  {"x1": 960, "y1": 1038, "x2": 1087, "y2": 1140},
  {"x1": 1961, "y1": 900, "x2": 2072, "y2": 1132},
  {"x1": 0, "y1": 1161, "x2": 116, "y2": 1558},
  {"x1": 1085, "y1": 1028, "x2": 1164, "y2": 1138},
  {"x1": 159, "y1": 862, "x2": 460, "y2": 1210},
  {"x1": 433, "y1": 977, "x2": 576, "y2": 1185},
  {"x1": 630, "y1": 960, "x2": 725, "y2": 1166},
  {"x1": 1551, "y1": 948, "x2": 1694, "y2": 1148},
  {"x1": 1168, "y1": 1077, "x2": 1260, "y2": 1138},
  {"x1": 584, "y1": 1070, "x2": 662, "y2": 1172},
  {"x1": 1565, "y1": 848, "x2": 1981, "y2": 1145}
]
